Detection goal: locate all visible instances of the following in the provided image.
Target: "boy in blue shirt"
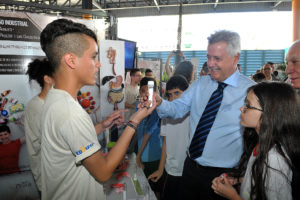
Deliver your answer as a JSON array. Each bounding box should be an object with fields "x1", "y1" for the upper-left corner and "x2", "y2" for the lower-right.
[
  {"x1": 136, "y1": 77, "x2": 163, "y2": 198},
  {"x1": 148, "y1": 75, "x2": 190, "y2": 200}
]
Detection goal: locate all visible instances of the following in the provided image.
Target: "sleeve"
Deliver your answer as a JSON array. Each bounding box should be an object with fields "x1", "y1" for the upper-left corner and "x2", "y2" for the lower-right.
[
  {"x1": 156, "y1": 81, "x2": 197, "y2": 119},
  {"x1": 265, "y1": 151, "x2": 293, "y2": 200},
  {"x1": 60, "y1": 113, "x2": 101, "y2": 164}
]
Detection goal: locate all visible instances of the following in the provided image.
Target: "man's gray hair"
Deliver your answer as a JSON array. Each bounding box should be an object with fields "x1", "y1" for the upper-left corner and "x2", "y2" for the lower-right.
[{"x1": 207, "y1": 30, "x2": 241, "y2": 57}]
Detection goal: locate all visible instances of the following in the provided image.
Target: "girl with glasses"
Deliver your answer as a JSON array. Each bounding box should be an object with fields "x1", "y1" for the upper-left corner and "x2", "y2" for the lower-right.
[{"x1": 212, "y1": 82, "x2": 300, "y2": 200}]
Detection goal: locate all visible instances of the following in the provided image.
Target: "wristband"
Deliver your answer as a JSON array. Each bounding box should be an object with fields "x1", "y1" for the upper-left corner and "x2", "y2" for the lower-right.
[
  {"x1": 126, "y1": 121, "x2": 137, "y2": 131},
  {"x1": 129, "y1": 120, "x2": 138, "y2": 127}
]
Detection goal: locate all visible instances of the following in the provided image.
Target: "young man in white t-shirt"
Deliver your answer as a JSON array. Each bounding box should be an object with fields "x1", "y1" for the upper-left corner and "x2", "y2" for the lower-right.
[
  {"x1": 39, "y1": 18, "x2": 157, "y2": 200},
  {"x1": 148, "y1": 75, "x2": 190, "y2": 200},
  {"x1": 125, "y1": 68, "x2": 142, "y2": 121}
]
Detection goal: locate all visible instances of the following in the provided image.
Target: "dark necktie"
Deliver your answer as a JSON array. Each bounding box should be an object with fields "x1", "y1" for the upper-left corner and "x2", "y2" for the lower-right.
[{"x1": 189, "y1": 82, "x2": 227, "y2": 159}]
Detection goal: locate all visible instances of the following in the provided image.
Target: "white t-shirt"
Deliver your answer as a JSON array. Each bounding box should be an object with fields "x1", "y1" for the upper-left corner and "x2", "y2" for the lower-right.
[
  {"x1": 125, "y1": 84, "x2": 139, "y2": 121},
  {"x1": 160, "y1": 114, "x2": 189, "y2": 176},
  {"x1": 41, "y1": 89, "x2": 103, "y2": 200},
  {"x1": 240, "y1": 146, "x2": 292, "y2": 200},
  {"x1": 24, "y1": 95, "x2": 44, "y2": 191}
]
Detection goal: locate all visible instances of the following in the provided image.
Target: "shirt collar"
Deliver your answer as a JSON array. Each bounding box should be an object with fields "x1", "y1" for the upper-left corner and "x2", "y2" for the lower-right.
[{"x1": 223, "y1": 69, "x2": 240, "y2": 87}]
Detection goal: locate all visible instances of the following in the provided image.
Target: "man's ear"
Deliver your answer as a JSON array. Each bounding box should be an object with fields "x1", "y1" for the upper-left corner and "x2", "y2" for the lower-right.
[
  {"x1": 63, "y1": 53, "x2": 77, "y2": 69},
  {"x1": 233, "y1": 52, "x2": 240, "y2": 66}
]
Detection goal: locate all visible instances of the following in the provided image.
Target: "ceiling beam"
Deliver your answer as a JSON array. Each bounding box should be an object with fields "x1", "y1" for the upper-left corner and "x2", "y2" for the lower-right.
[{"x1": 0, "y1": 0, "x2": 106, "y2": 17}]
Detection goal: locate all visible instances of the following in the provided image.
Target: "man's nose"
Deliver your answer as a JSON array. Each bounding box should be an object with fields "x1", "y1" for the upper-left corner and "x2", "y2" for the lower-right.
[{"x1": 285, "y1": 63, "x2": 293, "y2": 74}]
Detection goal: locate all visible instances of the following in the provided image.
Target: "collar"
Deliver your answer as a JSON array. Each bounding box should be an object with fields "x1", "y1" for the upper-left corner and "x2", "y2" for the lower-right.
[{"x1": 223, "y1": 69, "x2": 240, "y2": 87}]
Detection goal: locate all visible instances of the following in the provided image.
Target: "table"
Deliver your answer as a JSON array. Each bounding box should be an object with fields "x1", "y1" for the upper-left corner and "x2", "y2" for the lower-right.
[{"x1": 105, "y1": 153, "x2": 157, "y2": 200}]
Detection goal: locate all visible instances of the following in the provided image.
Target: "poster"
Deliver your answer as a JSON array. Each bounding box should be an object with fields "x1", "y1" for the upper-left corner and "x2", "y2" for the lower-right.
[{"x1": 99, "y1": 40, "x2": 125, "y2": 120}]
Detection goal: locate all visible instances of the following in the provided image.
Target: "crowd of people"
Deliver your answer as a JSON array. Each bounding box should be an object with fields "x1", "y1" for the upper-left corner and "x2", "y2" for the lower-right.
[{"x1": 1, "y1": 18, "x2": 300, "y2": 200}]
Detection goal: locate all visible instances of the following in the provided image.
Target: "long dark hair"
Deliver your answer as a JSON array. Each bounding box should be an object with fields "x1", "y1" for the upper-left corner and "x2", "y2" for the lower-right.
[{"x1": 235, "y1": 82, "x2": 300, "y2": 200}]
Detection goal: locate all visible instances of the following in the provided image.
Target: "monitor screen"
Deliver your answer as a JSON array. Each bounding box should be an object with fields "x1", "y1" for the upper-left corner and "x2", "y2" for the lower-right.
[{"x1": 119, "y1": 39, "x2": 136, "y2": 69}]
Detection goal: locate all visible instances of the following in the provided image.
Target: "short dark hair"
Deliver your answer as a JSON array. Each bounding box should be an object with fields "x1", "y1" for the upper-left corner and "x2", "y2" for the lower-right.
[
  {"x1": 40, "y1": 18, "x2": 97, "y2": 72},
  {"x1": 173, "y1": 61, "x2": 194, "y2": 83},
  {"x1": 0, "y1": 125, "x2": 10, "y2": 133},
  {"x1": 26, "y1": 58, "x2": 54, "y2": 88},
  {"x1": 130, "y1": 68, "x2": 141, "y2": 77},
  {"x1": 166, "y1": 75, "x2": 189, "y2": 92},
  {"x1": 252, "y1": 73, "x2": 265, "y2": 83},
  {"x1": 145, "y1": 69, "x2": 152, "y2": 74},
  {"x1": 140, "y1": 77, "x2": 157, "y2": 91}
]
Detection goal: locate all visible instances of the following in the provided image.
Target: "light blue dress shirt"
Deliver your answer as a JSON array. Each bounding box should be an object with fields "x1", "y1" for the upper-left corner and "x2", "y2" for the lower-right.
[{"x1": 156, "y1": 70, "x2": 255, "y2": 168}]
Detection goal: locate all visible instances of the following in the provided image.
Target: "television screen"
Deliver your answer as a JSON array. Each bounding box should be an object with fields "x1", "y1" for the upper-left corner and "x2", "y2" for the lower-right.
[{"x1": 119, "y1": 39, "x2": 136, "y2": 69}]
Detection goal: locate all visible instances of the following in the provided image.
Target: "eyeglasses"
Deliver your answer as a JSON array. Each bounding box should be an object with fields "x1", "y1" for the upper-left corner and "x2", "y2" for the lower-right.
[{"x1": 242, "y1": 103, "x2": 263, "y2": 112}]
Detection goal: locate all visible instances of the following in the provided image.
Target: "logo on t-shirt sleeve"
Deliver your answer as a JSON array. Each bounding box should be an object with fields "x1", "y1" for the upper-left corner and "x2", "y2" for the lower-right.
[{"x1": 75, "y1": 143, "x2": 94, "y2": 156}]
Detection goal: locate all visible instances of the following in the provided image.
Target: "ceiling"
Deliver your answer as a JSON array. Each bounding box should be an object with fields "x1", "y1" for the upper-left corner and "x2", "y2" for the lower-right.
[{"x1": 0, "y1": 0, "x2": 292, "y2": 19}]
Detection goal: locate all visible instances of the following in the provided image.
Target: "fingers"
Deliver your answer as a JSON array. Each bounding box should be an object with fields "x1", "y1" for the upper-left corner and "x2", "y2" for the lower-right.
[
  {"x1": 212, "y1": 177, "x2": 219, "y2": 185},
  {"x1": 115, "y1": 109, "x2": 128, "y2": 114},
  {"x1": 115, "y1": 118, "x2": 125, "y2": 127},
  {"x1": 109, "y1": 109, "x2": 128, "y2": 118},
  {"x1": 151, "y1": 177, "x2": 158, "y2": 182},
  {"x1": 107, "y1": 109, "x2": 127, "y2": 123},
  {"x1": 147, "y1": 174, "x2": 156, "y2": 180},
  {"x1": 211, "y1": 180, "x2": 218, "y2": 191},
  {"x1": 223, "y1": 176, "x2": 230, "y2": 185},
  {"x1": 211, "y1": 177, "x2": 223, "y2": 191},
  {"x1": 148, "y1": 171, "x2": 161, "y2": 182}
]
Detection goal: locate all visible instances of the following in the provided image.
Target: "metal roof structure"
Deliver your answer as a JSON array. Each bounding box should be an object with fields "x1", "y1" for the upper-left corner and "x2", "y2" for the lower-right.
[{"x1": 0, "y1": 0, "x2": 292, "y2": 18}]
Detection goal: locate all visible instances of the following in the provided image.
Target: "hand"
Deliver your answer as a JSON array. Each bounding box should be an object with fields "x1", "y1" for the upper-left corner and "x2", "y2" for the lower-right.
[
  {"x1": 130, "y1": 93, "x2": 157, "y2": 124},
  {"x1": 219, "y1": 173, "x2": 239, "y2": 186},
  {"x1": 136, "y1": 155, "x2": 144, "y2": 170},
  {"x1": 154, "y1": 92, "x2": 162, "y2": 106},
  {"x1": 211, "y1": 176, "x2": 240, "y2": 200},
  {"x1": 102, "y1": 109, "x2": 127, "y2": 129},
  {"x1": 168, "y1": 51, "x2": 174, "y2": 58},
  {"x1": 140, "y1": 92, "x2": 161, "y2": 106},
  {"x1": 148, "y1": 169, "x2": 163, "y2": 182}
]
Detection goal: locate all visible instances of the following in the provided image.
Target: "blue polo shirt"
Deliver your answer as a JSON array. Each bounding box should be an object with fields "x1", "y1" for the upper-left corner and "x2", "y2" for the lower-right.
[{"x1": 137, "y1": 109, "x2": 162, "y2": 162}]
